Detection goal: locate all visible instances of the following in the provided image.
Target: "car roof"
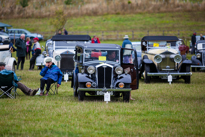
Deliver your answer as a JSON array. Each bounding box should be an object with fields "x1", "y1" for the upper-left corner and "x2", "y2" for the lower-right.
[
  {"x1": 196, "y1": 40, "x2": 205, "y2": 44},
  {"x1": 8, "y1": 28, "x2": 26, "y2": 30},
  {"x1": 76, "y1": 43, "x2": 121, "y2": 49},
  {"x1": 141, "y1": 36, "x2": 179, "y2": 41},
  {"x1": 51, "y1": 35, "x2": 91, "y2": 41}
]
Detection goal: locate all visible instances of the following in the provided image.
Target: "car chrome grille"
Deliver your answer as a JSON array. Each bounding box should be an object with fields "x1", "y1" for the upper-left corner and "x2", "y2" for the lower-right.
[
  {"x1": 202, "y1": 52, "x2": 205, "y2": 66},
  {"x1": 97, "y1": 65, "x2": 112, "y2": 88},
  {"x1": 60, "y1": 54, "x2": 74, "y2": 72},
  {"x1": 158, "y1": 55, "x2": 176, "y2": 71}
]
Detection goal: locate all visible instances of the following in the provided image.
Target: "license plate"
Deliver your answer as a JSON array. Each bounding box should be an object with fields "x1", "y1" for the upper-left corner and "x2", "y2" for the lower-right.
[{"x1": 97, "y1": 91, "x2": 113, "y2": 95}]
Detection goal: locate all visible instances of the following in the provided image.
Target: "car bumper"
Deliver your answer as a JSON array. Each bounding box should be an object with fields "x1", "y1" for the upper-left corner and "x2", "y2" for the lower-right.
[
  {"x1": 78, "y1": 88, "x2": 131, "y2": 92},
  {"x1": 147, "y1": 72, "x2": 192, "y2": 76},
  {"x1": 191, "y1": 65, "x2": 205, "y2": 68}
]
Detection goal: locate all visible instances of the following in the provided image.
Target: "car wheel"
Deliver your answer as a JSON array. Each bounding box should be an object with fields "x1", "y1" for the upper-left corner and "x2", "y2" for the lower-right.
[
  {"x1": 185, "y1": 66, "x2": 191, "y2": 84},
  {"x1": 144, "y1": 64, "x2": 150, "y2": 83},
  {"x1": 73, "y1": 79, "x2": 78, "y2": 97},
  {"x1": 78, "y1": 90, "x2": 85, "y2": 101},
  {"x1": 123, "y1": 91, "x2": 130, "y2": 102},
  {"x1": 12, "y1": 62, "x2": 15, "y2": 73}
]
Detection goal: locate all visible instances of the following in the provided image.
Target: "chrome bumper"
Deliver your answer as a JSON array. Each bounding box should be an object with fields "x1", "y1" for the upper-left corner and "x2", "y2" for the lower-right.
[
  {"x1": 147, "y1": 72, "x2": 192, "y2": 76},
  {"x1": 191, "y1": 65, "x2": 205, "y2": 68},
  {"x1": 78, "y1": 88, "x2": 131, "y2": 92}
]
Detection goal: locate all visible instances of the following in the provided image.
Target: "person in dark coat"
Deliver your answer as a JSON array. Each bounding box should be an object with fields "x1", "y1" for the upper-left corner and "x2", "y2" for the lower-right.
[
  {"x1": 63, "y1": 28, "x2": 68, "y2": 35},
  {"x1": 200, "y1": 34, "x2": 205, "y2": 40},
  {"x1": 191, "y1": 32, "x2": 196, "y2": 54},
  {"x1": 15, "y1": 34, "x2": 26, "y2": 70},
  {"x1": 26, "y1": 37, "x2": 32, "y2": 60}
]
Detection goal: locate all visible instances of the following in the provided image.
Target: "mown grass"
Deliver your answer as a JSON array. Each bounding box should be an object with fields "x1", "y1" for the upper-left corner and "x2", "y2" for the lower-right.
[{"x1": 0, "y1": 41, "x2": 205, "y2": 136}]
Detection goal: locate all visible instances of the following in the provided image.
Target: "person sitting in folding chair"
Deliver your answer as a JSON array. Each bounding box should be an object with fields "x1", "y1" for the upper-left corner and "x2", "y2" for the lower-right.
[
  {"x1": 39, "y1": 58, "x2": 63, "y2": 96},
  {"x1": 0, "y1": 62, "x2": 39, "y2": 97}
]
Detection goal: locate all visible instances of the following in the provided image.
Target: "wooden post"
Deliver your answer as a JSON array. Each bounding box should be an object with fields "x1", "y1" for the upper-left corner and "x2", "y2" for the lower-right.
[
  {"x1": 102, "y1": 31, "x2": 104, "y2": 41},
  {"x1": 163, "y1": 30, "x2": 165, "y2": 36},
  {"x1": 132, "y1": 30, "x2": 134, "y2": 40},
  {"x1": 117, "y1": 31, "x2": 119, "y2": 40},
  {"x1": 147, "y1": 30, "x2": 149, "y2": 36},
  {"x1": 178, "y1": 30, "x2": 180, "y2": 37}
]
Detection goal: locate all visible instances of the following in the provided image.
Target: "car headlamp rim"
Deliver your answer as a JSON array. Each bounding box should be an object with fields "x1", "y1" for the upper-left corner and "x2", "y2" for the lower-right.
[
  {"x1": 115, "y1": 66, "x2": 123, "y2": 75},
  {"x1": 154, "y1": 54, "x2": 162, "y2": 63},
  {"x1": 87, "y1": 66, "x2": 95, "y2": 74},
  {"x1": 55, "y1": 55, "x2": 61, "y2": 62},
  {"x1": 196, "y1": 53, "x2": 201, "y2": 58},
  {"x1": 174, "y1": 54, "x2": 182, "y2": 63}
]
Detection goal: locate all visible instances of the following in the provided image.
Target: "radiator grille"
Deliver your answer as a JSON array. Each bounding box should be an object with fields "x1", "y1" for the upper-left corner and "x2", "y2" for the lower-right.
[
  {"x1": 60, "y1": 54, "x2": 74, "y2": 72},
  {"x1": 158, "y1": 55, "x2": 176, "y2": 71},
  {"x1": 97, "y1": 66, "x2": 112, "y2": 88}
]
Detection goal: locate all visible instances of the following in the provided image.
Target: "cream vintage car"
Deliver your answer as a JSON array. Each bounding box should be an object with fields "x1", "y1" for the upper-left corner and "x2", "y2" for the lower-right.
[
  {"x1": 0, "y1": 44, "x2": 16, "y2": 71},
  {"x1": 140, "y1": 36, "x2": 192, "y2": 83}
]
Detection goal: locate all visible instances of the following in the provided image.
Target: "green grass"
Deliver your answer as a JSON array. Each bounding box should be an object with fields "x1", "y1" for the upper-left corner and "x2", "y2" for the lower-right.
[
  {"x1": 2, "y1": 11, "x2": 205, "y2": 40},
  {"x1": 0, "y1": 46, "x2": 205, "y2": 136}
]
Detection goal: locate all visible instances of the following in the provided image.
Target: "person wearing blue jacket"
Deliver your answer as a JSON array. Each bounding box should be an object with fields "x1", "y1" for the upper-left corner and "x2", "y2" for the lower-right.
[{"x1": 40, "y1": 57, "x2": 63, "y2": 96}]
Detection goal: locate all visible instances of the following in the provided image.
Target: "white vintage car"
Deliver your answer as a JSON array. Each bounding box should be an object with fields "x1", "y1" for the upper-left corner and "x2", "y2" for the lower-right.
[
  {"x1": 0, "y1": 44, "x2": 16, "y2": 71},
  {"x1": 36, "y1": 35, "x2": 91, "y2": 80}
]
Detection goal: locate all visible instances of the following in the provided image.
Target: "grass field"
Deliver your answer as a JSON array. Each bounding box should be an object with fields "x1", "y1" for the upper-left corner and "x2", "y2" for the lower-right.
[{"x1": 0, "y1": 40, "x2": 205, "y2": 136}]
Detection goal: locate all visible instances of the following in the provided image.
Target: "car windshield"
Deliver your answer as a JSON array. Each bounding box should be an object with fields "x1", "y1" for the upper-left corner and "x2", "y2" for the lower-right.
[
  {"x1": 197, "y1": 43, "x2": 205, "y2": 50},
  {"x1": 84, "y1": 49, "x2": 120, "y2": 63},
  {"x1": 148, "y1": 41, "x2": 177, "y2": 48},
  {"x1": 0, "y1": 32, "x2": 9, "y2": 36},
  {"x1": 133, "y1": 44, "x2": 141, "y2": 50},
  {"x1": 55, "y1": 41, "x2": 76, "y2": 49}
]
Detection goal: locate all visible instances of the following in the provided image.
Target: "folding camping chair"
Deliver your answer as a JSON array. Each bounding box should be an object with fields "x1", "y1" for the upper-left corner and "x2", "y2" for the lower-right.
[
  {"x1": 0, "y1": 73, "x2": 17, "y2": 99},
  {"x1": 44, "y1": 81, "x2": 58, "y2": 95}
]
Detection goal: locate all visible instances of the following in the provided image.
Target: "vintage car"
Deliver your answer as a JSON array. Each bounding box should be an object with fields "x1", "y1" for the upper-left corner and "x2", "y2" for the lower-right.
[
  {"x1": 0, "y1": 31, "x2": 10, "y2": 44},
  {"x1": 140, "y1": 36, "x2": 192, "y2": 83},
  {"x1": 191, "y1": 40, "x2": 205, "y2": 71},
  {"x1": 36, "y1": 35, "x2": 91, "y2": 80},
  {"x1": 0, "y1": 44, "x2": 16, "y2": 72},
  {"x1": 71, "y1": 43, "x2": 139, "y2": 102}
]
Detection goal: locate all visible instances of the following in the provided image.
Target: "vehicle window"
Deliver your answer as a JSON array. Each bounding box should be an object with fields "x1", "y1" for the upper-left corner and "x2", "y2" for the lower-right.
[
  {"x1": 148, "y1": 41, "x2": 176, "y2": 48},
  {"x1": 197, "y1": 43, "x2": 205, "y2": 50},
  {"x1": 55, "y1": 41, "x2": 76, "y2": 49},
  {"x1": 18, "y1": 30, "x2": 23, "y2": 34},
  {"x1": 133, "y1": 44, "x2": 141, "y2": 50},
  {"x1": 122, "y1": 49, "x2": 135, "y2": 64},
  {"x1": 84, "y1": 49, "x2": 119, "y2": 63}
]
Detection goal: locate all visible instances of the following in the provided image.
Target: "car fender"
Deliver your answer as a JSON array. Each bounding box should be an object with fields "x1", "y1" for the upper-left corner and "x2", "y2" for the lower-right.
[
  {"x1": 5, "y1": 57, "x2": 16, "y2": 70},
  {"x1": 143, "y1": 59, "x2": 154, "y2": 64},
  {"x1": 114, "y1": 74, "x2": 131, "y2": 87},
  {"x1": 77, "y1": 73, "x2": 95, "y2": 83},
  {"x1": 191, "y1": 56, "x2": 202, "y2": 65},
  {"x1": 36, "y1": 54, "x2": 45, "y2": 66},
  {"x1": 182, "y1": 59, "x2": 192, "y2": 65}
]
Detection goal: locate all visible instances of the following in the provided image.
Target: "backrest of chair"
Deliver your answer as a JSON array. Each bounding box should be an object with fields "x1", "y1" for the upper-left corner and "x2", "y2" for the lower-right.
[{"x1": 0, "y1": 73, "x2": 13, "y2": 87}]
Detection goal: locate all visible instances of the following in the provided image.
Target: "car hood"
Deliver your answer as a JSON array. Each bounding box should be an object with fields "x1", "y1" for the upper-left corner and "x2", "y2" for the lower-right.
[
  {"x1": 54, "y1": 49, "x2": 75, "y2": 54},
  {"x1": 0, "y1": 35, "x2": 9, "y2": 38},
  {"x1": 148, "y1": 48, "x2": 178, "y2": 55}
]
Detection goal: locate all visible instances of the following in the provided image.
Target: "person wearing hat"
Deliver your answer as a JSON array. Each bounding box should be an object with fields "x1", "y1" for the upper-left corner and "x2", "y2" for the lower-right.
[
  {"x1": 15, "y1": 34, "x2": 26, "y2": 70},
  {"x1": 0, "y1": 62, "x2": 39, "y2": 96},
  {"x1": 191, "y1": 32, "x2": 196, "y2": 54},
  {"x1": 29, "y1": 37, "x2": 41, "y2": 70},
  {"x1": 122, "y1": 35, "x2": 135, "y2": 101},
  {"x1": 39, "y1": 58, "x2": 63, "y2": 96}
]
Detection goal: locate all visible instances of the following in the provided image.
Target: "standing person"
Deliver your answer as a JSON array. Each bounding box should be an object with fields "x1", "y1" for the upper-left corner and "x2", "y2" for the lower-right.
[
  {"x1": 39, "y1": 58, "x2": 63, "y2": 96},
  {"x1": 63, "y1": 28, "x2": 68, "y2": 35},
  {"x1": 26, "y1": 37, "x2": 32, "y2": 60},
  {"x1": 56, "y1": 30, "x2": 62, "y2": 35},
  {"x1": 29, "y1": 37, "x2": 41, "y2": 70},
  {"x1": 122, "y1": 35, "x2": 135, "y2": 101},
  {"x1": 191, "y1": 32, "x2": 196, "y2": 54},
  {"x1": 200, "y1": 34, "x2": 204, "y2": 40},
  {"x1": 15, "y1": 34, "x2": 26, "y2": 70},
  {"x1": 91, "y1": 35, "x2": 101, "y2": 43}
]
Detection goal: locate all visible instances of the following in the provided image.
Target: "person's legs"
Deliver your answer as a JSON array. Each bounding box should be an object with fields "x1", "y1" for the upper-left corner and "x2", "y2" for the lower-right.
[
  {"x1": 30, "y1": 55, "x2": 37, "y2": 70},
  {"x1": 28, "y1": 51, "x2": 31, "y2": 59},
  {"x1": 40, "y1": 78, "x2": 46, "y2": 93},
  {"x1": 45, "y1": 78, "x2": 55, "y2": 96},
  {"x1": 21, "y1": 57, "x2": 25, "y2": 70},
  {"x1": 17, "y1": 82, "x2": 38, "y2": 96},
  {"x1": 17, "y1": 57, "x2": 22, "y2": 70}
]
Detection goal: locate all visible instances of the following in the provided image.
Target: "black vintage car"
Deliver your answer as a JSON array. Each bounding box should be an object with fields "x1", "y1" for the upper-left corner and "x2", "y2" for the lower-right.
[
  {"x1": 191, "y1": 40, "x2": 205, "y2": 71},
  {"x1": 71, "y1": 43, "x2": 139, "y2": 102}
]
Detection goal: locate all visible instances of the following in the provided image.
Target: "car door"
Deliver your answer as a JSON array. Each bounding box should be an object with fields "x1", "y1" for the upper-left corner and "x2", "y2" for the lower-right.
[{"x1": 121, "y1": 48, "x2": 139, "y2": 90}]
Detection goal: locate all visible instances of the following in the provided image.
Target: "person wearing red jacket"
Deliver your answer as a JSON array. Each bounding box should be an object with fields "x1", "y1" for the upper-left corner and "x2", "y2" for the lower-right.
[{"x1": 91, "y1": 35, "x2": 100, "y2": 43}]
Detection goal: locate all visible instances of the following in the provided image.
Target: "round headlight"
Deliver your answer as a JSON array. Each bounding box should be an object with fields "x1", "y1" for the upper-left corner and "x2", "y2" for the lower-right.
[
  {"x1": 87, "y1": 66, "x2": 95, "y2": 74},
  {"x1": 174, "y1": 54, "x2": 182, "y2": 63},
  {"x1": 115, "y1": 66, "x2": 123, "y2": 75},
  {"x1": 196, "y1": 53, "x2": 201, "y2": 58},
  {"x1": 55, "y1": 55, "x2": 61, "y2": 62},
  {"x1": 154, "y1": 54, "x2": 162, "y2": 63}
]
